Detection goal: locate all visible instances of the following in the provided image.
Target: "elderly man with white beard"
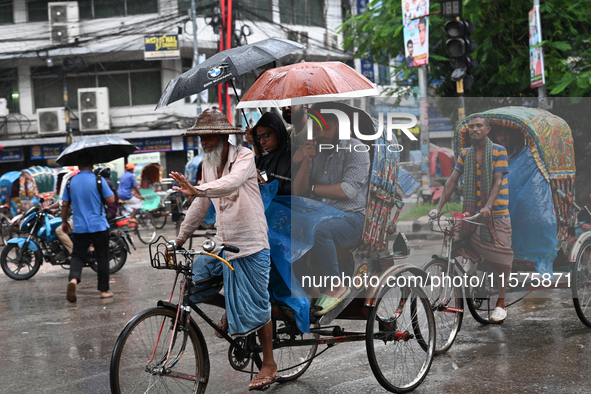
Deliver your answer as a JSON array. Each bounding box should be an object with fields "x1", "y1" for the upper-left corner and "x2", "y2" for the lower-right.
[{"x1": 170, "y1": 109, "x2": 277, "y2": 391}]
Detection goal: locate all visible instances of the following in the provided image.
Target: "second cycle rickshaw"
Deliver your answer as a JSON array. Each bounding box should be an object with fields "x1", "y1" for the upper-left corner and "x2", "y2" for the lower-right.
[{"x1": 422, "y1": 106, "x2": 591, "y2": 355}]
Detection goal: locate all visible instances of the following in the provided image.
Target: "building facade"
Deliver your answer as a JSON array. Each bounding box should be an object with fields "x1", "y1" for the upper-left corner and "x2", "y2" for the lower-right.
[{"x1": 0, "y1": 0, "x2": 352, "y2": 172}]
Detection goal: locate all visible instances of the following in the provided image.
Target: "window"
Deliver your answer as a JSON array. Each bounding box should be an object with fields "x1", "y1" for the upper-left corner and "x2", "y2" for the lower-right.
[
  {"x1": 236, "y1": 0, "x2": 272, "y2": 22},
  {"x1": 0, "y1": 69, "x2": 19, "y2": 113},
  {"x1": 32, "y1": 61, "x2": 162, "y2": 110},
  {"x1": 0, "y1": 0, "x2": 13, "y2": 24},
  {"x1": 27, "y1": 0, "x2": 49, "y2": 22},
  {"x1": 178, "y1": 0, "x2": 217, "y2": 17},
  {"x1": 77, "y1": 0, "x2": 158, "y2": 19},
  {"x1": 280, "y1": 0, "x2": 324, "y2": 27}
]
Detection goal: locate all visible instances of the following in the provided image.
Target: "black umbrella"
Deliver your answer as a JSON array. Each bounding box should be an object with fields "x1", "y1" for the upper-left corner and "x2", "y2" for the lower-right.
[
  {"x1": 55, "y1": 136, "x2": 137, "y2": 166},
  {"x1": 155, "y1": 37, "x2": 305, "y2": 109}
]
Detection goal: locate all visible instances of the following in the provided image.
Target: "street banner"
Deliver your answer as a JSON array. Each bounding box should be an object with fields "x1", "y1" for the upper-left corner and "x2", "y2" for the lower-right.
[
  {"x1": 144, "y1": 34, "x2": 180, "y2": 60},
  {"x1": 360, "y1": 59, "x2": 375, "y2": 82},
  {"x1": 529, "y1": 6, "x2": 545, "y2": 88},
  {"x1": 30, "y1": 144, "x2": 64, "y2": 160},
  {"x1": 402, "y1": 0, "x2": 429, "y2": 67},
  {"x1": 0, "y1": 146, "x2": 23, "y2": 162}
]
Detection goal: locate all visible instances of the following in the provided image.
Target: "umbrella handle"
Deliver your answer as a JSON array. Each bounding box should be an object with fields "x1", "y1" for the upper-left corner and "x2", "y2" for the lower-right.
[{"x1": 229, "y1": 79, "x2": 250, "y2": 126}]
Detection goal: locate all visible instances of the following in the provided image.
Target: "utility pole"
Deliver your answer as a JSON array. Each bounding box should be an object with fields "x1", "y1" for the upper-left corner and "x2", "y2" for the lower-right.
[
  {"x1": 191, "y1": 0, "x2": 201, "y2": 116},
  {"x1": 418, "y1": 65, "x2": 431, "y2": 201}
]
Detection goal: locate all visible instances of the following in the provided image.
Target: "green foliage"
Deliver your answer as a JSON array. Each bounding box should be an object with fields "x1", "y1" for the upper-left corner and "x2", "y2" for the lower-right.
[{"x1": 340, "y1": 0, "x2": 591, "y2": 97}]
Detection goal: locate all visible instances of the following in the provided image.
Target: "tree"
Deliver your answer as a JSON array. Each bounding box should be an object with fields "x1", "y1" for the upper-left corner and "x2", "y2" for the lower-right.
[{"x1": 341, "y1": 0, "x2": 591, "y2": 204}]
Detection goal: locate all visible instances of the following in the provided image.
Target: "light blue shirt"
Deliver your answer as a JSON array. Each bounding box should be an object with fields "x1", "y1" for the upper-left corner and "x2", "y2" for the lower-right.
[
  {"x1": 62, "y1": 171, "x2": 113, "y2": 233},
  {"x1": 118, "y1": 171, "x2": 137, "y2": 200}
]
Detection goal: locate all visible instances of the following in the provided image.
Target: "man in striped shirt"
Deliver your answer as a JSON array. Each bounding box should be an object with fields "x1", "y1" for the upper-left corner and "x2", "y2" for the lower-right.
[{"x1": 431, "y1": 115, "x2": 514, "y2": 323}]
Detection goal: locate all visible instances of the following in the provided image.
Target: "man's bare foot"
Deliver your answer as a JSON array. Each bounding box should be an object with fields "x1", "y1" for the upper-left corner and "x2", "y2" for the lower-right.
[{"x1": 249, "y1": 362, "x2": 278, "y2": 390}]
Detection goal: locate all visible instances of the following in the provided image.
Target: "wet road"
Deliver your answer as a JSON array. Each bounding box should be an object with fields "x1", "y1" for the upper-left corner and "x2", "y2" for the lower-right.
[{"x1": 1, "y1": 227, "x2": 590, "y2": 393}]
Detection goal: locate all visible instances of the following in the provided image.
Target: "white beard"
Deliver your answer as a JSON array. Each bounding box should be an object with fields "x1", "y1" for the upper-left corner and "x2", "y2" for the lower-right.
[{"x1": 203, "y1": 142, "x2": 223, "y2": 170}]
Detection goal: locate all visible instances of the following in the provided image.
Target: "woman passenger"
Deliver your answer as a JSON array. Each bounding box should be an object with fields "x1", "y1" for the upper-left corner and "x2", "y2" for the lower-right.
[{"x1": 248, "y1": 112, "x2": 291, "y2": 195}]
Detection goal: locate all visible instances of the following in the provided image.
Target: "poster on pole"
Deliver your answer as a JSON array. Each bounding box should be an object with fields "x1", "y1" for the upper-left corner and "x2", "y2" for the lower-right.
[
  {"x1": 402, "y1": 0, "x2": 429, "y2": 67},
  {"x1": 529, "y1": 6, "x2": 545, "y2": 88}
]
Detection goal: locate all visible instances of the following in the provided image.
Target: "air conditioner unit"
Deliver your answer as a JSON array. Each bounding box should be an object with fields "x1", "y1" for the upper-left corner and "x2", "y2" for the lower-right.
[
  {"x1": 48, "y1": 2, "x2": 79, "y2": 45},
  {"x1": 78, "y1": 87, "x2": 110, "y2": 132},
  {"x1": 37, "y1": 107, "x2": 67, "y2": 134},
  {"x1": 0, "y1": 98, "x2": 7, "y2": 116},
  {"x1": 324, "y1": 32, "x2": 339, "y2": 51},
  {"x1": 287, "y1": 30, "x2": 308, "y2": 46}
]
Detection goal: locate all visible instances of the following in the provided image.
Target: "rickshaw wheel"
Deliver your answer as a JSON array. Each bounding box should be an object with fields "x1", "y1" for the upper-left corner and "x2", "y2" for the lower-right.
[
  {"x1": 152, "y1": 212, "x2": 167, "y2": 229},
  {"x1": 248, "y1": 316, "x2": 319, "y2": 382},
  {"x1": 366, "y1": 275, "x2": 435, "y2": 393},
  {"x1": 0, "y1": 243, "x2": 42, "y2": 280},
  {"x1": 465, "y1": 263, "x2": 499, "y2": 325},
  {"x1": 573, "y1": 239, "x2": 591, "y2": 328},
  {"x1": 136, "y1": 212, "x2": 157, "y2": 245},
  {"x1": 273, "y1": 320, "x2": 319, "y2": 382},
  {"x1": 420, "y1": 258, "x2": 464, "y2": 354}
]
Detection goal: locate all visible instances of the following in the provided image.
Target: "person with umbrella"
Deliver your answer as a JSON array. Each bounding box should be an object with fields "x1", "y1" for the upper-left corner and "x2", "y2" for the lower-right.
[
  {"x1": 62, "y1": 157, "x2": 116, "y2": 302},
  {"x1": 56, "y1": 136, "x2": 137, "y2": 302},
  {"x1": 170, "y1": 109, "x2": 278, "y2": 391}
]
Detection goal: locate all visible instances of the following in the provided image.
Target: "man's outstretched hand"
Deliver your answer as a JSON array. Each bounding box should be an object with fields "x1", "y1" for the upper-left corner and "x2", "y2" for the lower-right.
[{"x1": 170, "y1": 172, "x2": 203, "y2": 197}]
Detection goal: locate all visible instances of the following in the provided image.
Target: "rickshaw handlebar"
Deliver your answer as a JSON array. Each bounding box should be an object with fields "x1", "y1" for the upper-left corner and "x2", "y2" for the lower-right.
[{"x1": 428, "y1": 212, "x2": 483, "y2": 232}]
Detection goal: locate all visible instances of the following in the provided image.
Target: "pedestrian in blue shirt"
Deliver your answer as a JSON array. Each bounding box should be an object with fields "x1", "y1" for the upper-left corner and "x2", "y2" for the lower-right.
[{"x1": 62, "y1": 158, "x2": 115, "y2": 302}]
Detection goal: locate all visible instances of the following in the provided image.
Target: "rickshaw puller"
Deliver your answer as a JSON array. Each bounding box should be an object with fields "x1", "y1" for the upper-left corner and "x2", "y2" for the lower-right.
[
  {"x1": 430, "y1": 114, "x2": 514, "y2": 323},
  {"x1": 172, "y1": 109, "x2": 277, "y2": 391}
]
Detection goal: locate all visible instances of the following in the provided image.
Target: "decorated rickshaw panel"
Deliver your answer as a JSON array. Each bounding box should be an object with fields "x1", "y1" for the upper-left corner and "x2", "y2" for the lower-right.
[{"x1": 454, "y1": 106, "x2": 575, "y2": 181}]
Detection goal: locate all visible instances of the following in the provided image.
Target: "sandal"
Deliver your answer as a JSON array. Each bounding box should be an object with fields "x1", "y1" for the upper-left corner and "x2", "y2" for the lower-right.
[
  {"x1": 248, "y1": 374, "x2": 279, "y2": 391},
  {"x1": 313, "y1": 288, "x2": 351, "y2": 316},
  {"x1": 214, "y1": 313, "x2": 228, "y2": 338},
  {"x1": 66, "y1": 282, "x2": 77, "y2": 303},
  {"x1": 100, "y1": 291, "x2": 114, "y2": 299}
]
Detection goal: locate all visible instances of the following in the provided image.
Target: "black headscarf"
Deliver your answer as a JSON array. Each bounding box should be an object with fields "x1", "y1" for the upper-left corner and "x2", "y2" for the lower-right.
[{"x1": 253, "y1": 112, "x2": 291, "y2": 195}]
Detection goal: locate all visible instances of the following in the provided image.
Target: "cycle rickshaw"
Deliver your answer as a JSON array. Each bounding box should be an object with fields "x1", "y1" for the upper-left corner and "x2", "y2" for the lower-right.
[
  {"x1": 423, "y1": 106, "x2": 591, "y2": 354},
  {"x1": 109, "y1": 136, "x2": 436, "y2": 393}
]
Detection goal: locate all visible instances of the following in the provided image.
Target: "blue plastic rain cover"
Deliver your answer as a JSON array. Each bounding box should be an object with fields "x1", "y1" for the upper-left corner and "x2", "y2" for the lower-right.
[
  {"x1": 261, "y1": 181, "x2": 345, "y2": 333},
  {"x1": 397, "y1": 167, "x2": 420, "y2": 196},
  {"x1": 507, "y1": 148, "x2": 557, "y2": 275}
]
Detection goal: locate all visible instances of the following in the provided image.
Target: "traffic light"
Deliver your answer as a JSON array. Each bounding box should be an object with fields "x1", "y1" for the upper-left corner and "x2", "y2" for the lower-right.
[{"x1": 444, "y1": 18, "x2": 478, "y2": 90}]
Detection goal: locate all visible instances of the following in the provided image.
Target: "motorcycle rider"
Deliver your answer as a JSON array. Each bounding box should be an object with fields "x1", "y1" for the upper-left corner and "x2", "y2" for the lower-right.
[{"x1": 62, "y1": 158, "x2": 115, "y2": 303}]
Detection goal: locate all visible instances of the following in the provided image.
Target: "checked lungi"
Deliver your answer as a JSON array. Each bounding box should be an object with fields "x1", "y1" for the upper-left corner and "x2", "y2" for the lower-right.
[{"x1": 455, "y1": 217, "x2": 514, "y2": 267}]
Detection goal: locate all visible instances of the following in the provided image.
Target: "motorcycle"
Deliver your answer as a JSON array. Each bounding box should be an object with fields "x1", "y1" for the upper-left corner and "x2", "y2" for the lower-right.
[{"x1": 0, "y1": 200, "x2": 135, "y2": 280}]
